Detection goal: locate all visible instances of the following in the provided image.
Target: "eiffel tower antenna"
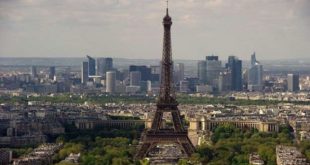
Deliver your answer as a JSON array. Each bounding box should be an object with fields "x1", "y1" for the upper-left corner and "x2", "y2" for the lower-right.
[{"x1": 166, "y1": 0, "x2": 169, "y2": 15}]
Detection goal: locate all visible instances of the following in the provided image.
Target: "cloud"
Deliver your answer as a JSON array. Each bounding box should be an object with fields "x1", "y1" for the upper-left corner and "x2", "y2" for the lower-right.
[{"x1": 0, "y1": 0, "x2": 309, "y2": 59}]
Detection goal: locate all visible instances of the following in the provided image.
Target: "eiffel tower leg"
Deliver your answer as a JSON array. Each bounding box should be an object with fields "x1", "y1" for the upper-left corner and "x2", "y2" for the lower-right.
[
  {"x1": 135, "y1": 142, "x2": 151, "y2": 159},
  {"x1": 180, "y1": 141, "x2": 196, "y2": 156},
  {"x1": 151, "y1": 112, "x2": 163, "y2": 130},
  {"x1": 171, "y1": 111, "x2": 183, "y2": 131}
]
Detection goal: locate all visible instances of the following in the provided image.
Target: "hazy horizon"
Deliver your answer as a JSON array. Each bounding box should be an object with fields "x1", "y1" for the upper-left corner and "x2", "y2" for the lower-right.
[
  {"x1": 1, "y1": 56, "x2": 310, "y2": 61},
  {"x1": 0, "y1": 0, "x2": 309, "y2": 60}
]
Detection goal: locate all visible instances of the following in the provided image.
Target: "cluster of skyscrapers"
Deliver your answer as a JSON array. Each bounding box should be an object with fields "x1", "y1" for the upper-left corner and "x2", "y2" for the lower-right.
[
  {"x1": 30, "y1": 65, "x2": 56, "y2": 81},
  {"x1": 81, "y1": 55, "x2": 161, "y2": 94},
  {"x1": 196, "y1": 53, "x2": 263, "y2": 93},
  {"x1": 23, "y1": 53, "x2": 301, "y2": 95},
  {"x1": 197, "y1": 55, "x2": 244, "y2": 92},
  {"x1": 79, "y1": 53, "x2": 301, "y2": 94},
  {"x1": 81, "y1": 56, "x2": 113, "y2": 84},
  {"x1": 196, "y1": 53, "x2": 301, "y2": 93}
]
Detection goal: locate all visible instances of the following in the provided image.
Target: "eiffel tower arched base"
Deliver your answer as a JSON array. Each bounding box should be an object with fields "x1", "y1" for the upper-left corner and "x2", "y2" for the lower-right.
[{"x1": 135, "y1": 130, "x2": 195, "y2": 159}]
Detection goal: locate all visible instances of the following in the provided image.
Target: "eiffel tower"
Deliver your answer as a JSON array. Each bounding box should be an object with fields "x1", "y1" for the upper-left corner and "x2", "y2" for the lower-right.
[{"x1": 135, "y1": 3, "x2": 195, "y2": 159}]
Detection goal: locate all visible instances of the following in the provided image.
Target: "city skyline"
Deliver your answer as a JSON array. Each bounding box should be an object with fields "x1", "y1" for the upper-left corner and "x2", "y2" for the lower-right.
[
  {"x1": 0, "y1": 0, "x2": 310, "y2": 60},
  {"x1": 0, "y1": 0, "x2": 310, "y2": 165}
]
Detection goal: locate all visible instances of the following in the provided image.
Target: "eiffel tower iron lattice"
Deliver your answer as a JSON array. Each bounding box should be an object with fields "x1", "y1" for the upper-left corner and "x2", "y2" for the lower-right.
[{"x1": 135, "y1": 6, "x2": 195, "y2": 159}]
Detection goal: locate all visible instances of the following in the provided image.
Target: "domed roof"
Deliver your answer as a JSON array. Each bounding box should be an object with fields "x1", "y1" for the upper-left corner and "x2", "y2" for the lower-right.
[{"x1": 163, "y1": 8, "x2": 172, "y2": 24}]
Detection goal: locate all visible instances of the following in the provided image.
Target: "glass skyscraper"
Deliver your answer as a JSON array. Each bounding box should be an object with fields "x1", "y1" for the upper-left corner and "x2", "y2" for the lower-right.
[
  {"x1": 96, "y1": 57, "x2": 113, "y2": 76},
  {"x1": 86, "y1": 55, "x2": 96, "y2": 76},
  {"x1": 226, "y1": 56, "x2": 242, "y2": 91},
  {"x1": 248, "y1": 52, "x2": 263, "y2": 91}
]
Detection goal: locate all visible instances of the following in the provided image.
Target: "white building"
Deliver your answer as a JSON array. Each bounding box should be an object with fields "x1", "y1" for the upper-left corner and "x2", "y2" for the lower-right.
[{"x1": 106, "y1": 71, "x2": 116, "y2": 93}]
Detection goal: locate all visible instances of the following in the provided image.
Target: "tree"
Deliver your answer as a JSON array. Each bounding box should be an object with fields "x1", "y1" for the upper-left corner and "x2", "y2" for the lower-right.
[
  {"x1": 56, "y1": 162, "x2": 77, "y2": 165},
  {"x1": 139, "y1": 159, "x2": 150, "y2": 165}
]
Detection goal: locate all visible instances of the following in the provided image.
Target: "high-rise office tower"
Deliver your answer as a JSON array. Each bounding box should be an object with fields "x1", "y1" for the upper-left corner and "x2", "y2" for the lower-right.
[
  {"x1": 86, "y1": 55, "x2": 96, "y2": 76},
  {"x1": 49, "y1": 66, "x2": 56, "y2": 80},
  {"x1": 179, "y1": 80, "x2": 189, "y2": 93},
  {"x1": 106, "y1": 71, "x2": 116, "y2": 93},
  {"x1": 81, "y1": 61, "x2": 89, "y2": 84},
  {"x1": 226, "y1": 56, "x2": 242, "y2": 91},
  {"x1": 150, "y1": 65, "x2": 161, "y2": 82},
  {"x1": 248, "y1": 52, "x2": 263, "y2": 91},
  {"x1": 197, "y1": 55, "x2": 223, "y2": 90},
  {"x1": 197, "y1": 61, "x2": 207, "y2": 84},
  {"x1": 218, "y1": 71, "x2": 231, "y2": 92},
  {"x1": 206, "y1": 55, "x2": 223, "y2": 87},
  {"x1": 175, "y1": 63, "x2": 185, "y2": 83},
  {"x1": 287, "y1": 74, "x2": 299, "y2": 92},
  {"x1": 206, "y1": 55, "x2": 218, "y2": 61},
  {"x1": 129, "y1": 65, "x2": 151, "y2": 81},
  {"x1": 130, "y1": 71, "x2": 141, "y2": 86},
  {"x1": 251, "y1": 52, "x2": 257, "y2": 66},
  {"x1": 31, "y1": 66, "x2": 37, "y2": 78},
  {"x1": 97, "y1": 58, "x2": 113, "y2": 76},
  {"x1": 147, "y1": 80, "x2": 160, "y2": 94},
  {"x1": 150, "y1": 65, "x2": 161, "y2": 75}
]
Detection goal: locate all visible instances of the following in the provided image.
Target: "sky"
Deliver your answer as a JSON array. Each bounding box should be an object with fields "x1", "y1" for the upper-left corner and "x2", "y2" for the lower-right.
[{"x1": 0, "y1": 0, "x2": 309, "y2": 61}]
